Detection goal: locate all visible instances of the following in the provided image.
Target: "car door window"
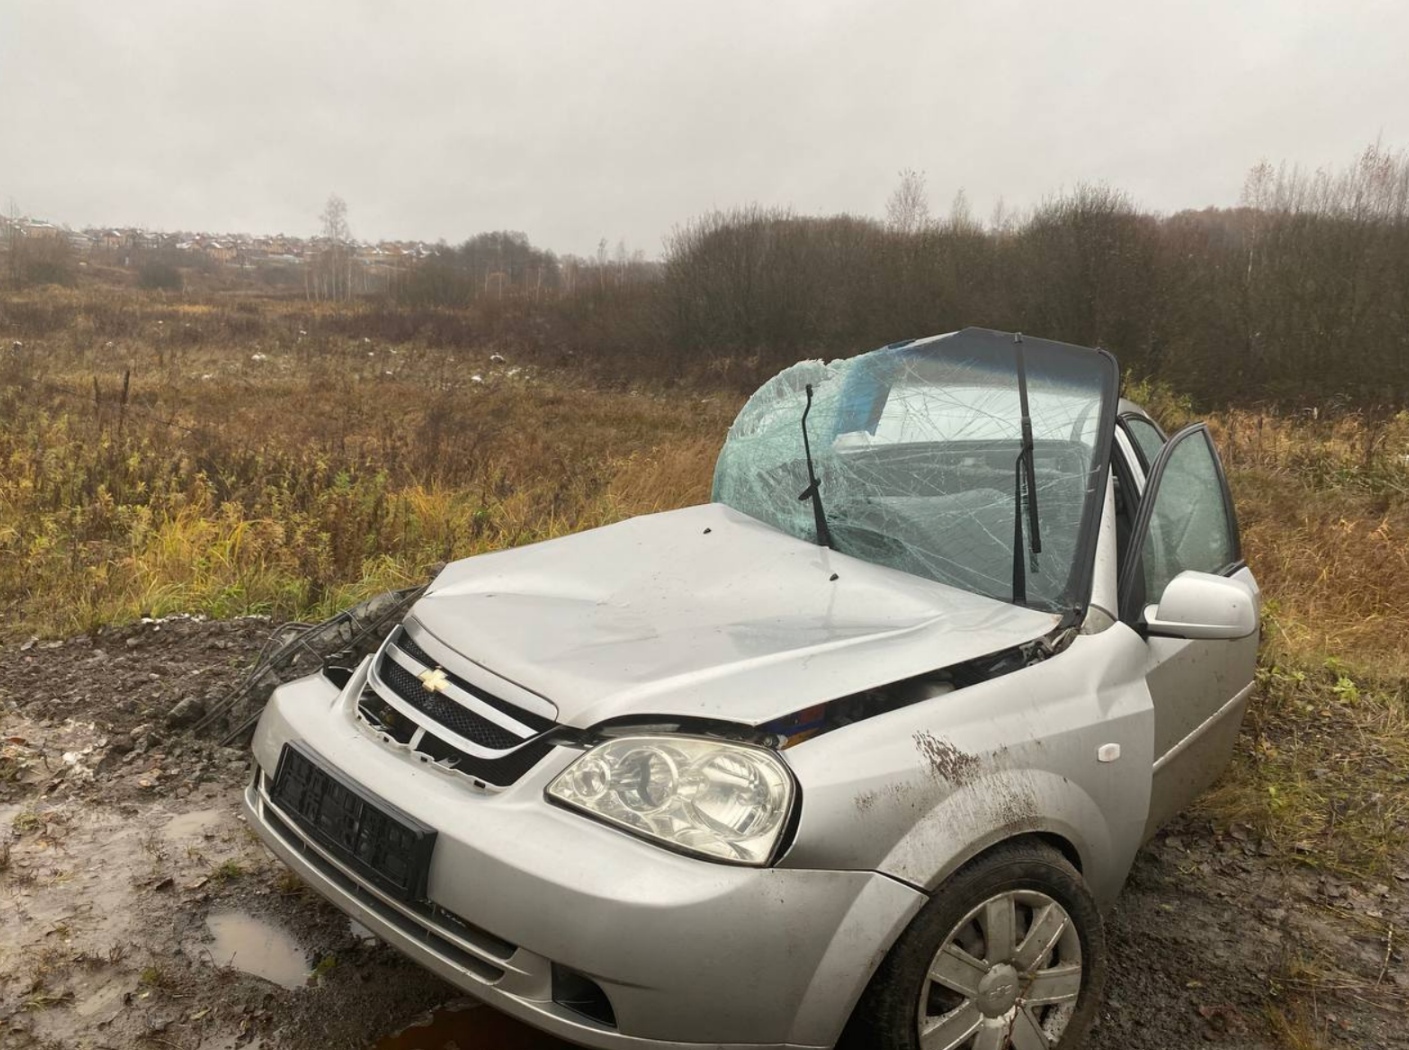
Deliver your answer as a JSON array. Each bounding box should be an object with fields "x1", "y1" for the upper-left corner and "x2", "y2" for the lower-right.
[
  {"x1": 1120, "y1": 424, "x2": 1240, "y2": 619},
  {"x1": 1121, "y1": 415, "x2": 1166, "y2": 471}
]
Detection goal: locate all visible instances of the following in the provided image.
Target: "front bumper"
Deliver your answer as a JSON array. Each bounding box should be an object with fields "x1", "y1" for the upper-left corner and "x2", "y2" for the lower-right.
[{"x1": 243, "y1": 664, "x2": 924, "y2": 1049}]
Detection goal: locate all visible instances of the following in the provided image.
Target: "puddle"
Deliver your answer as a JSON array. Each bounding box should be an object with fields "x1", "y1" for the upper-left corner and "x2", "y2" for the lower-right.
[
  {"x1": 162, "y1": 807, "x2": 225, "y2": 840},
  {"x1": 373, "y1": 1001, "x2": 574, "y2": 1050},
  {"x1": 204, "y1": 911, "x2": 310, "y2": 990}
]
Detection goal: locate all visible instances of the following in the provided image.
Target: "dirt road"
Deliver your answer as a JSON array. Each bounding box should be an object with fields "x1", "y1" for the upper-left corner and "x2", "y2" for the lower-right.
[{"x1": 2, "y1": 618, "x2": 1403, "y2": 1049}]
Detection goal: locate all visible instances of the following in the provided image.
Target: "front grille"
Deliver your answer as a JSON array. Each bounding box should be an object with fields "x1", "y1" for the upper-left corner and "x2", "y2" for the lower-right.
[
  {"x1": 358, "y1": 623, "x2": 560, "y2": 788},
  {"x1": 380, "y1": 658, "x2": 523, "y2": 750},
  {"x1": 358, "y1": 690, "x2": 558, "y2": 787},
  {"x1": 397, "y1": 634, "x2": 554, "y2": 733}
]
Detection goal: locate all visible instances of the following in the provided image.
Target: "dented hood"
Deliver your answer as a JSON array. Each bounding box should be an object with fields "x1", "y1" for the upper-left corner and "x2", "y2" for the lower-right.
[{"x1": 411, "y1": 503, "x2": 1059, "y2": 728}]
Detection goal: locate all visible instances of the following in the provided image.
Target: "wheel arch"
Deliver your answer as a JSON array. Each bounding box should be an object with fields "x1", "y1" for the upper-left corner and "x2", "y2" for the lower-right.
[
  {"x1": 1029, "y1": 829, "x2": 1084, "y2": 873},
  {"x1": 876, "y1": 767, "x2": 1132, "y2": 909},
  {"x1": 925, "y1": 826, "x2": 1087, "y2": 899}
]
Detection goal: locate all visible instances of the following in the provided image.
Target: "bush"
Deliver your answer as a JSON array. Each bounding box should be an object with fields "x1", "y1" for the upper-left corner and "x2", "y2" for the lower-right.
[
  {"x1": 137, "y1": 260, "x2": 183, "y2": 291},
  {"x1": 7, "y1": 237, "x2": 76, "y2": 288}
]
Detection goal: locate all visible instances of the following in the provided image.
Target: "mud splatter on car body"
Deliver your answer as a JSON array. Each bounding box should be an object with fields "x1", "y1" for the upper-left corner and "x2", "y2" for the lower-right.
[{"x1": 912, "y1": 730, "x2": 980, "y2": 785}]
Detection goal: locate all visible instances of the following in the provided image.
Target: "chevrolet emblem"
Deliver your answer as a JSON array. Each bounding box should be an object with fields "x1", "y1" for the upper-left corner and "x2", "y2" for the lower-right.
[{"x1": 418, "y1": 667, "x2": 450, "y2": 694}]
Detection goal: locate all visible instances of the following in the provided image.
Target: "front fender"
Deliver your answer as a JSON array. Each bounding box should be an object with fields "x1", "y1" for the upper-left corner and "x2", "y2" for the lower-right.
[
  {"x1": 780, "y1": 628, "x2": 1154, "y2": 910},
  {"x1": 878, "y1": 767, "x2": 1118, "y2": 903}
]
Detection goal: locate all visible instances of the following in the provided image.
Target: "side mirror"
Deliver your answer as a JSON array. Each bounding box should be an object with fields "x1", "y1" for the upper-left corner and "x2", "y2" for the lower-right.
[{"x1": 1143, "y1": 571, "x2": 1258, "y2": 641}]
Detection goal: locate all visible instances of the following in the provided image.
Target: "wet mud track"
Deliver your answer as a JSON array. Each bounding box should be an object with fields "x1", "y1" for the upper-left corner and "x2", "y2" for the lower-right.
[
  {"x1": 374, "y1": 1002, "x2": 574, "y2": 1049},
  {"x1": 2, "y1": 618, "x2": 1405, "y2": 1048}
]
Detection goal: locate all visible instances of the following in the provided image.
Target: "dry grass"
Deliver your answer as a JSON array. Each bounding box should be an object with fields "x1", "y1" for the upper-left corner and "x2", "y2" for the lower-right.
[
  {"x1": 1195, "y1": 660, "x2": 1409, "y2": 879},
  {"x1": 3, "y1": 288, "x2": 1409, "y2": 1050},
  {"x1": 1109, "y1": 379, "x2": 1409, "y2": 883},
  {"x1": 3, "y1": 288, "x2": 1407, "y2": 891},
  {"x1": 1178, "y1": 402, "x2": 1409, "y2": 885},
  {"x1": 1218, "y1": 408, "x2": 1409, "y2": 675},
  {"x1": 0, "y1": 288, "x2": 731, "y2": 635},
  {"x1": 1266, "y1": 1004, "x2": 1331, "y2": 1050}
]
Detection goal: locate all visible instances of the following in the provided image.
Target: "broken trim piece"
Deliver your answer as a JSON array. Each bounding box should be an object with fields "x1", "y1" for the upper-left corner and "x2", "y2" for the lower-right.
[{"x1": 761, "y1": 626, "x2": 1077, "y2": 748}]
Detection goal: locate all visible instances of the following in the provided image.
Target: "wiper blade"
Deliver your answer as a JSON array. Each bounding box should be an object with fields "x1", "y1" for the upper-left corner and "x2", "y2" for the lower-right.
[
  {"x1": 1012, "y1": 333, "x2": 1043, "y2": 604},
  {"x1": 797, "y1": 383, "x2": 835, "y2": 549}
]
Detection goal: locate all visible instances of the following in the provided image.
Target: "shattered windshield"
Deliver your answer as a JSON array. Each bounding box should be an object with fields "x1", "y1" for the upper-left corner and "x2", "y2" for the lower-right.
[{"x1": 712, "y1": 329, "x2": 1117, "y2": 614}]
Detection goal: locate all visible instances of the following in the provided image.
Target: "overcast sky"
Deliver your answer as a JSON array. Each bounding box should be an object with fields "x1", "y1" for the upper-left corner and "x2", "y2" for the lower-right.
[{"x1": 3, "y1": 0, "x2": 1407, "y2": 257}]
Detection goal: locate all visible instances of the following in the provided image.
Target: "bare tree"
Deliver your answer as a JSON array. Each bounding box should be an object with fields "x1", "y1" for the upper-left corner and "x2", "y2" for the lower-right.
[
  {"x1": 311, "y1": 194, "x2": 353, "y2": 300},
  {"x1": 3, "y1": 198, "x2": 18, "y2": 286},
  {"x1": 989, "y1": 196, "x2": 1015, "y2": 234},
  {"x1": 320, "y1": 194, "x2": 351, "y2": 245},
  {"x1": 885, "y1": 169, "x2": 931, "y2": 234},
  {"x1": 947, "y1": 188, "x2": 981, "y2": 234}
]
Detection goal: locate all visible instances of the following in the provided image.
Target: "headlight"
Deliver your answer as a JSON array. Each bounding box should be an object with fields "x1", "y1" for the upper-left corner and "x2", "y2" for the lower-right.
[{"x1": 547, "y1": 735, "x2": 795, "y2": 865}]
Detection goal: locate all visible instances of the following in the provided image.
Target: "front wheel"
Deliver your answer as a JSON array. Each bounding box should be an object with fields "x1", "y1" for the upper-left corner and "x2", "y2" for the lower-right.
[{"x1": 842, "y1": 840, "x2": 1105, "y2": 1049}]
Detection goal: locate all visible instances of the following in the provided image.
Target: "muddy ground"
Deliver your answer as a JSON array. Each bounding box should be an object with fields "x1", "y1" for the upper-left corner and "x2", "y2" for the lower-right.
[{"x1": 1, "y1": 618, "x2": 1404, "y2": 1050}]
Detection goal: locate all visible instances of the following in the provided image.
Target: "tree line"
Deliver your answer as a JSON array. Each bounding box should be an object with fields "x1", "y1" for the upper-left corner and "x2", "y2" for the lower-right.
[
  {"x1": 652, "y1": 146, "x2": 1409, "y2": 407},
  {"x1": 6, "y1": 143, "x2": 1407, "y2": 409},
  {"x1": 394, "y1": 231, "x2": 656, "y2": 307},
  {"x1": 385, "y1": 143, "x2": 1409, "y2": 408}
]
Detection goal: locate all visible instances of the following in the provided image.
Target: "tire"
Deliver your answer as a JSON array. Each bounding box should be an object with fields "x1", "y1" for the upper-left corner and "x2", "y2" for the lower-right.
[{"x1": 840, "y1": 839, "x2": 1105, "y2": 1050}]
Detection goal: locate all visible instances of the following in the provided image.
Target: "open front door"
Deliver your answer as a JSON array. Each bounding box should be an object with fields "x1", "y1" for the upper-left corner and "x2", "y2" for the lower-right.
[{"x1": 1120, "y1": 424, "x2": 1260, "y2": 840}]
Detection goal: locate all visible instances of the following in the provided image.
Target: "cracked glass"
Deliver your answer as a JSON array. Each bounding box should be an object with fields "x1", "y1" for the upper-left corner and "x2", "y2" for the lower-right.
[{"x1": 712, "y1": 331, "x2": 1116, "y2": 613}]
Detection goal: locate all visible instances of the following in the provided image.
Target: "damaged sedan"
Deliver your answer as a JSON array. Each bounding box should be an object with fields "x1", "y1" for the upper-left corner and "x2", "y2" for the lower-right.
[{"x1": 244, "y1": 327, "x2": 1259, "y2": 1050}]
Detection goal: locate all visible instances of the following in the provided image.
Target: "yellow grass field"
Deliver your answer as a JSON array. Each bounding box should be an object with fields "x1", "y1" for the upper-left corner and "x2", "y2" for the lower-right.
[{"x1": 3, "y1": 287, "x2": 1407, "y2": 886}]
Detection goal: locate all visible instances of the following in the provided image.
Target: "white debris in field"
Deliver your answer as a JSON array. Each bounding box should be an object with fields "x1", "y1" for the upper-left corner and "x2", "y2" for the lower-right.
[
  {"x1": 471, "y1": 374, "x2": 484, "y2": 384},
  {"x1": 62, "y1": 741, "x2": 101, "y2": 780},
  {"x1": 3, "y1": 718, "x2": 105, "y2": 783},
  {"x1": 489, "y1": 353, "x2": 505, "y2": 363},
  {"x1": 132, "y1": 611, "x2": 261, "y2": 627},
  {"x1": 250, "y1": 353, "x2": 267, "y2": 363}
]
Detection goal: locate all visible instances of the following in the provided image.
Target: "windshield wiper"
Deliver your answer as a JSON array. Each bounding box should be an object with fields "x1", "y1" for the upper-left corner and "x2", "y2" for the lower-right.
[
  {"x1": 1012, "y1": 333, "x2": 1043, "y2": 604},
  {"x1": 797, "y1": 383, "x2": 835, "y2": 549}
]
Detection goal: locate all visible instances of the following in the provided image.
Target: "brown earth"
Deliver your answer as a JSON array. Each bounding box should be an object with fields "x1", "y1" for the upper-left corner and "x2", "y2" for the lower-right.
[{"x1": 1, "y1": 619, "x2": 1404, "y2": 1050}]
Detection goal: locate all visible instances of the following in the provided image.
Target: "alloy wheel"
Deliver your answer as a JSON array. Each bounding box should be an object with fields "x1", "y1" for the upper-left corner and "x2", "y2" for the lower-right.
[{"x1": 916, "y1": 889, "x2": 1082, "y2": 1049}]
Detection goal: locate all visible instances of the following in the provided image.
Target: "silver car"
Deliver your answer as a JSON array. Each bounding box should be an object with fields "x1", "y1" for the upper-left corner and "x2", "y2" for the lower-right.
[{"x1": 245, "y1": 327, "x2": 1259, "y2": 1050}]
